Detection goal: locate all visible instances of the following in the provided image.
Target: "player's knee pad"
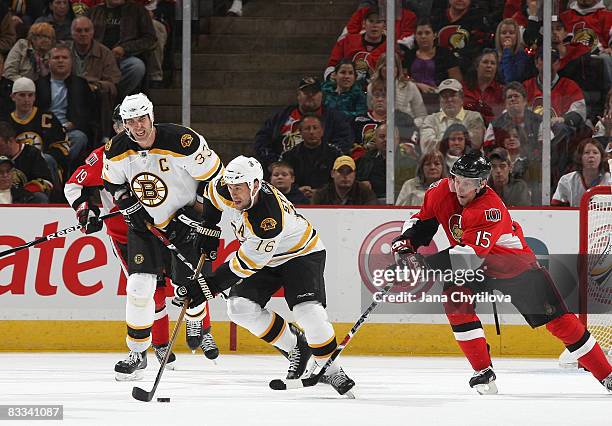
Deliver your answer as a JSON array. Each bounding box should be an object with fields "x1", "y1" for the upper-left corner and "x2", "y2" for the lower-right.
[
  {"x1": 546, "y1": 313, "x2": 585, "y2": 344},
  {"x1": 293, "y1": 301, "x2": 335, "y2": 347},
  {"x1": 127, "y1": 273, "x2": 156, "y2": 308},
  {"x1": 226, "y1": 297, "x2": 265, "y2": 327}
]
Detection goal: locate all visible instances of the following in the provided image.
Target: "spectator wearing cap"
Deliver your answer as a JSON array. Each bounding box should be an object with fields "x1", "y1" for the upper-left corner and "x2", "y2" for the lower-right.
[
  {"x1": 311, "y1": 155, "x2": 378, "y2": 205},
  {"x1": 0, "y1": 121, "x2": 53, "y2": 203},
  {"x1": 281, "y1": 113, "x2": 342, "y2": 200},
  {"x1": 35, "y1": 43, "x2": 93, "y2": 162},
  {"x1": 87, "y1": 0, "x2": 157, "y2": 98},
  {"x1": 343, "y1": 1, "x2": 417, "y2": 50},
  {"x1": 321, "y1": 60, "x2": 367, "y2": 119},
  {"x1": 418, "y1": 78, "x2": 485, "y2": 154},
  {"x1": 552, "y1": 138, "x2": 611, "y2": 207},
  {"x1": 35, "y1": 0, "x2": 75, "y2": 41},
  {"x1": 254, "y1": 76, "x2": 353, "y2": 172},
  {"x1": 69, "y1": 15, "x2": 120, "y2": 139},
  {"x1": 462, "y1": 49, "x2": 505, "y2": 125},
  {"x1": 325, "y1": 7, "x2": 386, "y2": 84},
  {"x1": 488, "y1": 146, "x2": 531, "y2": 206},
  {"x1": 268, "y1": 161, "x2": 309, "y2": 205},
  {"x1": 0, "y1": 155, "x2": 42, "y2": 203},
  {"x1": 396, "y1": 149, "x2": 446, "y2": 206},
  {"x1": 7, "y1": 76, "x2": 69, "y2": 191},
  {"x1": 2, "y1": 22, "x2": 55, "y2": 82},
  {"x1": 0, "y1": 3, "x2": 17, "y2": 76}
]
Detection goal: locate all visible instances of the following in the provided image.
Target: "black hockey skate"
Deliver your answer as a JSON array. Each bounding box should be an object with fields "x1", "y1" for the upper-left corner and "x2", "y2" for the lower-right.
[
  {"x1": 286, "y1": 324, "x2": 312, "y2": 379},
  {"x1": 186, "y1": 318, "x2": 203, "y2": 352},
  {"x1": 153, "y1": 343, "x2": 176, "y2": 370},
  {"x1": 201, "y1": 327, "x2": 219, "y2": 360},
  {"x1": 469, "y1": 366, "x2": 498, "y2": 395},
  {"x1": 114, "y1": 350, "x2": 147, "y2": 381},
  {"x1": 601, "y1": 373, "x2": 612, "y2": 393},
  {"x1": 319, "y1": 367, "x2": 356, "y2": 396}
]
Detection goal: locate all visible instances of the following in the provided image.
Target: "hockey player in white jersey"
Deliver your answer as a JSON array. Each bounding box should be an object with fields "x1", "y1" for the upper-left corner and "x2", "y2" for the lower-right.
[
  {"x1": 178, "y1": 156, "x2": 355, "y2": 395},
  {"x1": 102, "y1": 93, "x2": 224, "y2": 380}
]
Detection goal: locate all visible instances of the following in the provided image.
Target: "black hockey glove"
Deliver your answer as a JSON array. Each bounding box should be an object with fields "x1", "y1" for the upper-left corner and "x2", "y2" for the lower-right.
[
  {"x1": 193, "y1": 222, "x2": 221, "y2": 260},
  {"x1": 75, "y1": 201, "x2": 103, "y2": 234},
  {"x1": 391, "y1": 234, "x2": 416, "y2": 265},
  {"x1": 173, "y1": 273, "x2": 221, "y2": 308},
  {"x1": 115, "y1": 194, "x2": 153, "y2": 233}
]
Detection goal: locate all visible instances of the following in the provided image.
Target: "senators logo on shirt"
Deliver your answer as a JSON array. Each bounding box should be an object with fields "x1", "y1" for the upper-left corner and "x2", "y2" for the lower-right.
[
  {"x1": 449, "y1": 214, "x2": 463, "y2": 242},
  {"x1": 571, "y1": 23, "x2": 599, "y2": 53},
  {"x1": 437, "y1": 25, "x2": 470, "y2": 51},
  {"x1": 484, "y1": 208, "x2": 501, "y2": 222}
]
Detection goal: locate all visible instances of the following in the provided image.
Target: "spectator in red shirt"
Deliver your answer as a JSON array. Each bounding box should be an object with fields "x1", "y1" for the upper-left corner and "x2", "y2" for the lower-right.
[{"x1": 462, "y1": 48, "x2": 505, "y2": 125}]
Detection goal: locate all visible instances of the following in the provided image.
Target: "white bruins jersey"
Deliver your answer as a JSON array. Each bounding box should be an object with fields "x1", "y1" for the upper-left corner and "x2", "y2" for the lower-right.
[
  {"x1": 103, "y1": 123, "x2": 223, "y2": 228},
  {"x1": 206, "y1": 177, "x2": 325, "y2": 278}
]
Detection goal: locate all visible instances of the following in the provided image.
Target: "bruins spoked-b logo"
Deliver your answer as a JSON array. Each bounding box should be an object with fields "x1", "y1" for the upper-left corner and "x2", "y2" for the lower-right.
[
  {"x1": 134, "y1": 254, "x2": 145, "y2": 264},
  {"x1": 131, "y1": 172, "x2": 168, "y2": 207}
]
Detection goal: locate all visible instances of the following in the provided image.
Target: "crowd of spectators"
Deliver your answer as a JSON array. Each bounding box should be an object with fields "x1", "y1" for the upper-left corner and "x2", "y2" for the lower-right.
[
  {"x1": 0, "y1": 0, "x2": 176, "y2": 204},
  {"x1": 254, "y1": 0, "x2": 612, "y2": 207}
]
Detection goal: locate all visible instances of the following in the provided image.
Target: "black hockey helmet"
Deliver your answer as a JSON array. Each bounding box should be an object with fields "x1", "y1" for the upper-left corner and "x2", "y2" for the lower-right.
[{"x1": 450, "y1": 151, "x2": 491, "y2": 180}]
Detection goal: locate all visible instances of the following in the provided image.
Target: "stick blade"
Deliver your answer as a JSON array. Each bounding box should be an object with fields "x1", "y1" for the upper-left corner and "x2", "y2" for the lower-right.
[
  {"x1": 132, "y1": 386, "x2": 153, "y2": 402},
  {"x1": 268, "y1": 379, "x2": 287, "y2": 390}
]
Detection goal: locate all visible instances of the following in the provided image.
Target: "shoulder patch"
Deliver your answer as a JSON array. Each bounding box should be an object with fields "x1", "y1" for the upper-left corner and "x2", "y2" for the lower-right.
[
  {"x1": 104, "y1": 138, "x2": 112, "y2": 152},
  {"x1": 484, "y1": 208, "x2": 501, "y2": 222},
  {"x1": 260, "y1": 217, "x2": 277, "y2": 231},
  {"x1": 85, "y1": 151, "x2": 99, "y2": 166},
  {"x1": 180, "y1": 133, "x2": 193, "y2": 148}
]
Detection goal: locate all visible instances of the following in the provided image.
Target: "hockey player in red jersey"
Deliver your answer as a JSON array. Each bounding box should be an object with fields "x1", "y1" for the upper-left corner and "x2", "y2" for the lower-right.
[
  {"x1": 392, "y1": 151, "x2": 612, "y2": 394},
  {"x1": 64, "y1": 106, "x2": 219, "y2": 380}
]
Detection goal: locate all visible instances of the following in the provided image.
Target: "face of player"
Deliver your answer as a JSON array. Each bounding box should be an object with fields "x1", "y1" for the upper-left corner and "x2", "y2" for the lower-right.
[
  {"x1": 50, "y1": 0, "x2": 69, "y2": 18},
  {"x1": 451, "y1": 174, "x2": 484, "y2": 206},
  {"x1": 124, "y1": 115, "x2": 154, "y2": 144},
  {"x1": 499, "y1": 24, "x2": 517, "y2": 49},
  {"x1": 447, "y1": 131, "x2": 466, "y2": 156},
  {"x1": 364, "y1": 15, "x2": 384, "y2": 41},
  {"x1": 0, "y1": 163, "x2": 13, "y2": 190},
  {"x1": 415, "y1": 25, "x2": 435, "y2": 50},
  {"x1": 423, "y1": 158, "x2": 443, "y2": 182},
  {"x1": 578, "y1": 0, "x2": 597, "y2": 7},
  {"x1": 505, "y1": 89, "x2": 526, "y2": 116},
  {"x1": 270, "y1": 166, "x2": 294, "y2": 193},
  {"x1": 439, "y1": 90, "x2": 463, "y2": 117},
  {"x1": 297, "y1": 89, "x2": 322, "y2": 113},
  {"x1": 227, "y1": 181, "x2": 260, "y2": 210},
  {"x1": 477, "y1": 53, "x2": 498, "y2": 81},
  {"x1": 503, "y1": 129, "x2": 520, "y2": 151},
  {"x1": 11, "y1": 92, "x2": 35, "y2": 115},
  {"x1": 332, "y1": 166, "x2": 355, "y2": 191},
  {"x1": 581, "y1": 143, "x2": 601, "y2": 170},
  {"x1": 335, "y1": 64, "x2": 356, "y2": 92},
  {"x1": 490, "y1": 159, "x2": 510, "y2": 186},
  {"x1": 299, "y1": 117, "x2": 323, "y2": 148}
]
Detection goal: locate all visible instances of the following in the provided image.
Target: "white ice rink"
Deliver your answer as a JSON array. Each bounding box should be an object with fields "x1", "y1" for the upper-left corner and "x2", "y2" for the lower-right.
[{"x1": 0, "y1": 353, "x2": 610, "y2": 425}]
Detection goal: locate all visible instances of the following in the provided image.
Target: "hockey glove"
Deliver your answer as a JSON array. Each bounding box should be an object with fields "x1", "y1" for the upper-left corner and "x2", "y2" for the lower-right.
[
  {"x1": 173, "y1": 273, "x2": 220, "y2": 308},
  {"x1": 115, "y1": 194, "x2": 153, "y2": 233},
  {"x1": 75, "y1": 201, "x2": 103, "y2": 234},
  {"x1": 193, "y1": 222, "x2": 221, "y2": 261}
]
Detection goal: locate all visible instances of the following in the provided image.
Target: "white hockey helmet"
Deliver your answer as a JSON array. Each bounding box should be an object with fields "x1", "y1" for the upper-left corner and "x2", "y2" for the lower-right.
[
  {"x1": 119, "y1": 93, "x2": 154, "y2": 123},
  {"x1": 223, "y1": 156, "x2": 264, "y2": 201}
]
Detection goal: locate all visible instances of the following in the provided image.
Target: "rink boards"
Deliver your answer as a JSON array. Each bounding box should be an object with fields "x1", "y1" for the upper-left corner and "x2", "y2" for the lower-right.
[{"x1": 0, "y1": 206, "x2": 579, "y2": 356}]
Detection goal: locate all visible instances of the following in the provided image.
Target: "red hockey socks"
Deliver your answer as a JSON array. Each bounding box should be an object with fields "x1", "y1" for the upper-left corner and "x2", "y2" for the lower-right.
[
  {"x1": 546, "y1": 313, "x2": 612, "y2": 381},
  {"x1": 152, "y1": 285, "x2": 169, "y2": 346}
]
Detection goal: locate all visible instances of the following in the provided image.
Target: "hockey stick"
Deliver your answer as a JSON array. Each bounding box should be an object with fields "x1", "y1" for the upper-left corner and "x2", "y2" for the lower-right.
[
  {"x1": 146, "y1": 224, "x2": 226, "y2": 301},
  {"x1": 269, "y1": 277, "x2": 396, "y2": 391},
  {"x1": 0, "y1": 210, "x2": 121, "y2": 258},
  {"x1": 131, "y1": 255, "x2": 206, "y2": 402}
]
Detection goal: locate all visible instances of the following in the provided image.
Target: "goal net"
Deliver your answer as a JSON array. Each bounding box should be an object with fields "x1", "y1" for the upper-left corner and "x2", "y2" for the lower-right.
[{"x1": 561, "y1": 186, "x2": 612, "y2": 367}]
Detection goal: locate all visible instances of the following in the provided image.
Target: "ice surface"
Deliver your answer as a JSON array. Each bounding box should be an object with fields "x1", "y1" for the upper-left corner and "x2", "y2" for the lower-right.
[{"x1": 0, "y1": 353, "x2": 609, "y2": 425}]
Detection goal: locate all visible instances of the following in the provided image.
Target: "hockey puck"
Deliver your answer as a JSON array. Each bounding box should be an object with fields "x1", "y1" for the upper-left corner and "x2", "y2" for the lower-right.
[{"x1": 157, "y1": 397, "x2": 171, "y2": 402}]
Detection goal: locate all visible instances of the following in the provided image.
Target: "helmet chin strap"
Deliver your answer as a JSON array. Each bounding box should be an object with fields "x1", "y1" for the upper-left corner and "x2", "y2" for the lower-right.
[
  {"x1": 244, "y1": 180, "x2": 261, "y2": 210},
  {"x1": 126, "y1": 124, "x2": 155, "y2": 147}
]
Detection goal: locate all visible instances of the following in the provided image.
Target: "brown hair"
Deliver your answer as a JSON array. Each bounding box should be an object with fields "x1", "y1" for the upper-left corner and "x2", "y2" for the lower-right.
[
  {"x1": 575, "y1": 138, "x2": 607, "y2": 173},
  {"x1": 0, "y1": 122, "x2": 16, "y2": 141},
  {"x1": 417, "y1": 150, "x2": 447, "y2": 184},
  {"x1": 269, "y1": 161, "x2": 295, "y2": 176}
]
